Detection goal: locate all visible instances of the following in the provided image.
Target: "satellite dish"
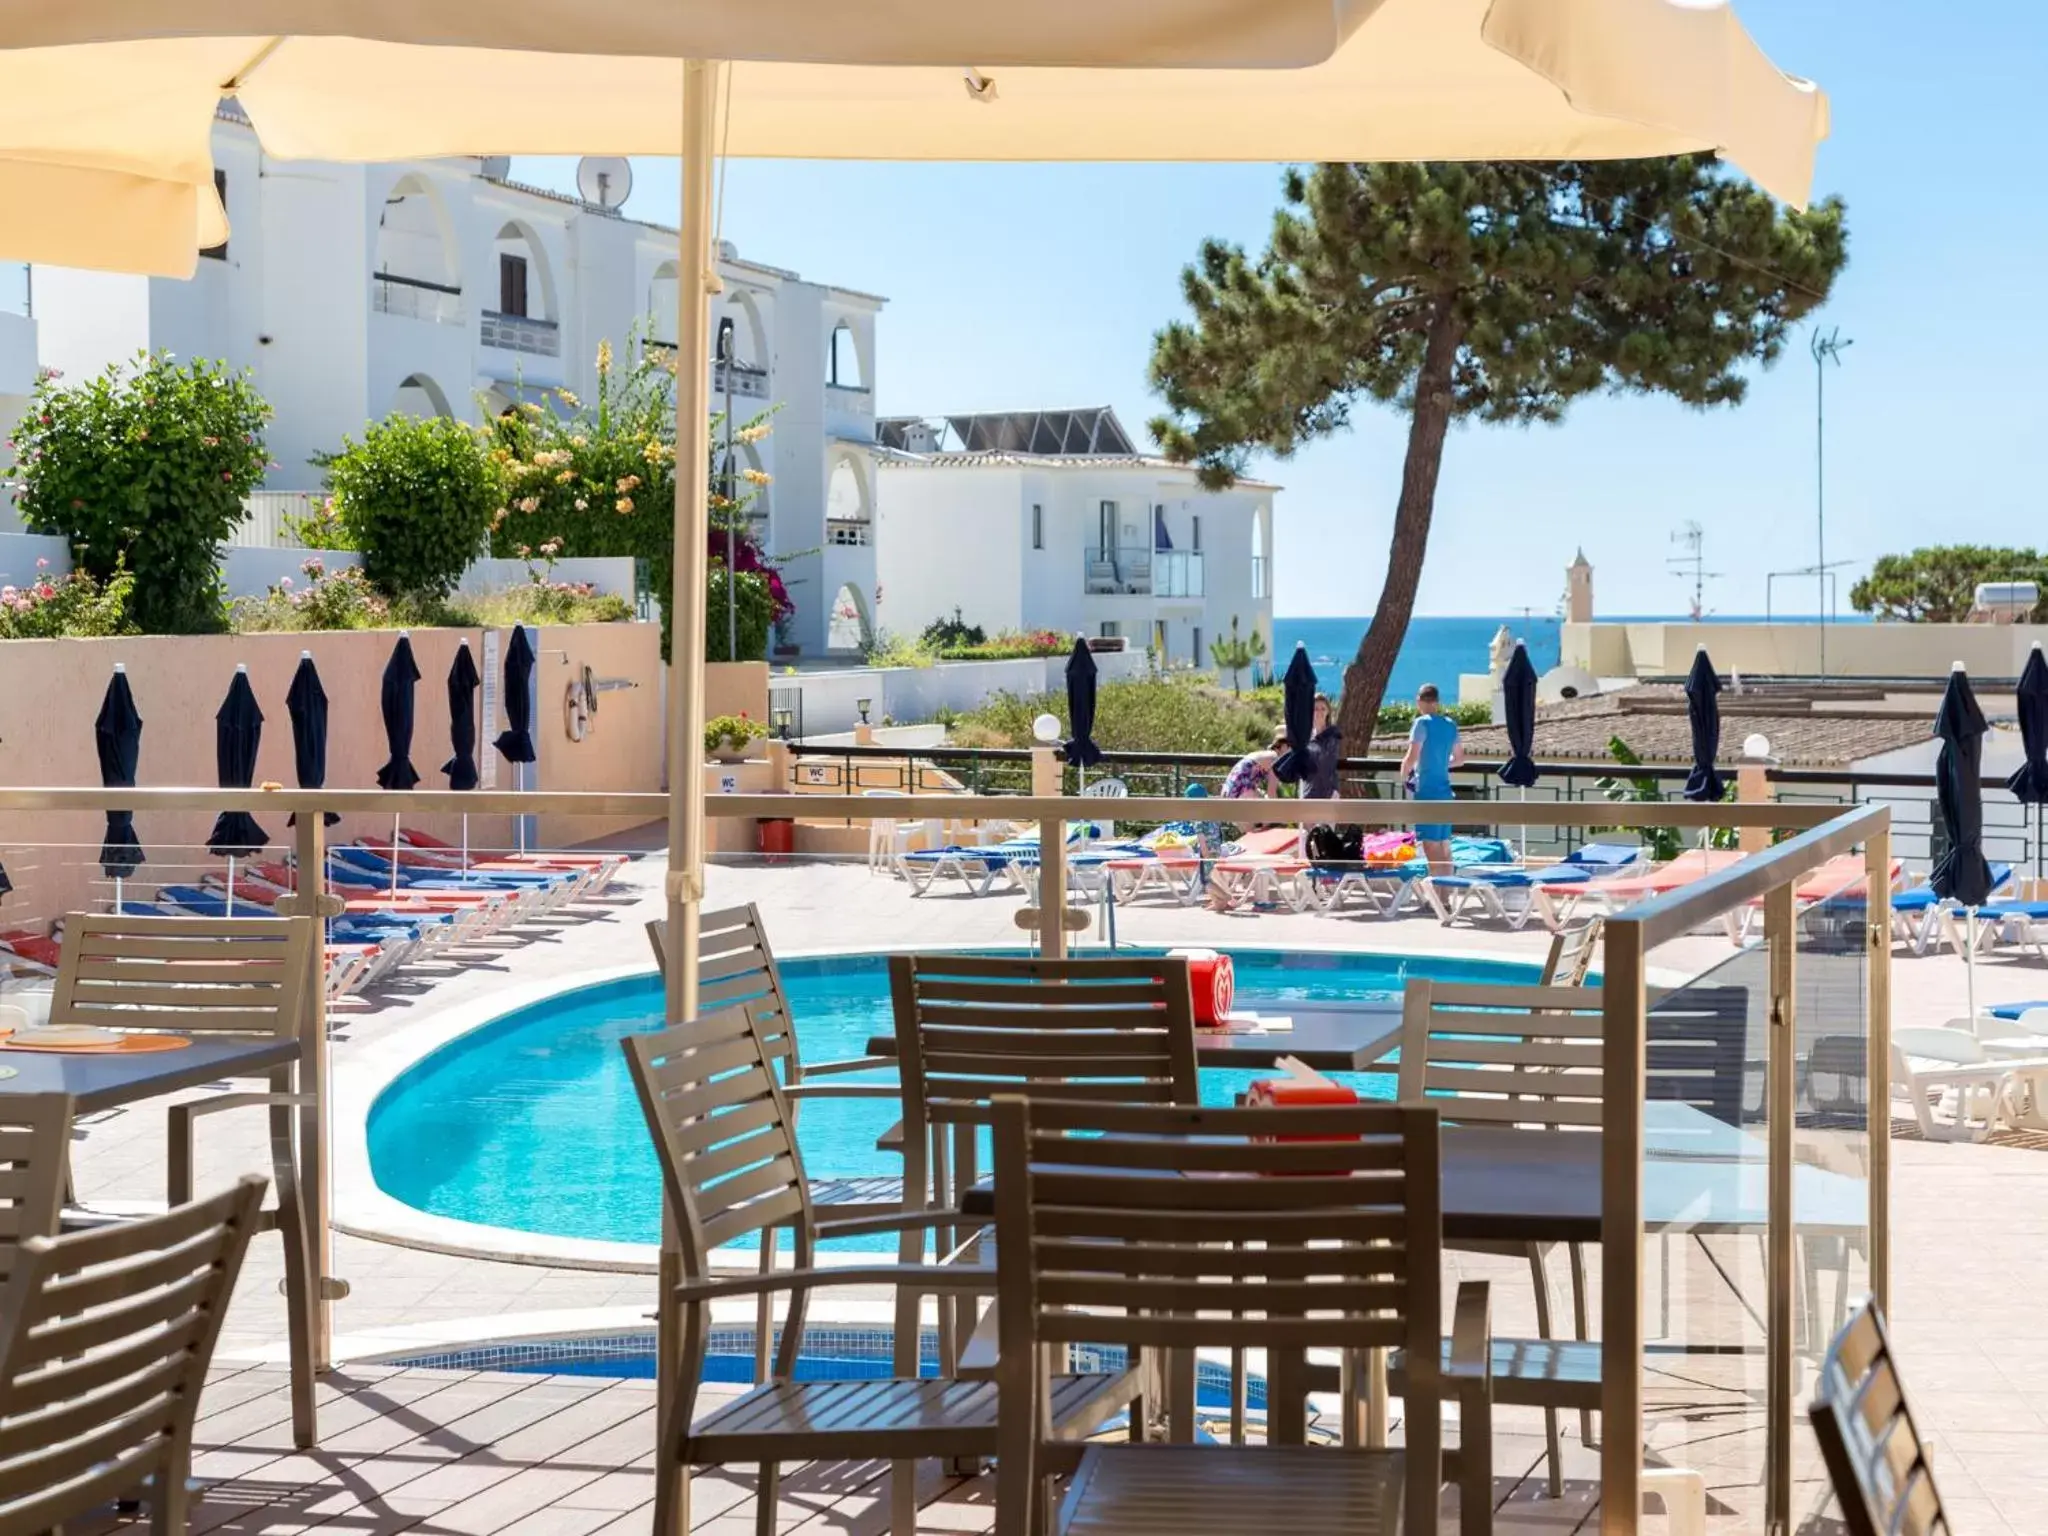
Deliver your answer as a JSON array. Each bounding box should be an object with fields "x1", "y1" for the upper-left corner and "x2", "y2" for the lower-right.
[
  {"x1": 1537, "y1": 665, "x2": 1601, "y2": 705},
  {"x1": 576, "y1": 156, "x2": 633, "y2": 211}
]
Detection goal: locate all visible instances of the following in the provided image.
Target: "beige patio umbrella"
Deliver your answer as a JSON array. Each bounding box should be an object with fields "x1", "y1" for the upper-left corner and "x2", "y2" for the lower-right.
[
  {"x1": 0, "y1": 0, "x2": 1829, "y2": 1025},
  {"x1": 0, "y1": 156, "x2": 225, "y2": 277}
]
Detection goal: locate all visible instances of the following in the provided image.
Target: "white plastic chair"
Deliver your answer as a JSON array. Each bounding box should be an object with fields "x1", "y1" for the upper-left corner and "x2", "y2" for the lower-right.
[
  {"x1": 1078, "y1": 775, "x2": 1128, "y2": 842},
  {"x1": 862, "y1": 789, "x2": 940, "y2": 876}
]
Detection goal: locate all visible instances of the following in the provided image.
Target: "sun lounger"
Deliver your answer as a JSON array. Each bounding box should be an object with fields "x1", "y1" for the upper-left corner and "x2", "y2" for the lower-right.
[
  {"x1": 1892, "y1": 1025, "x2": 2048, "y2": 1141},
  {"x1": 1723, "y1": 854, "x2": 1904, "y2": 944},
  {"x1": 1533, "y1": 847, "x2": 1747, "y2": 930},
  {"x1": 396, "y1": 827, "x2": 628, "y2": 892},
  {"x1": 1207, "y1": 826, "x2": 1312, "y2": 912}
]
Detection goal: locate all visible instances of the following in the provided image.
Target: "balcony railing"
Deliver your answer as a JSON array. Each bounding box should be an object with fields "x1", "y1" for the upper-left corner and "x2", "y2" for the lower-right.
[
  {"x1": 372, "y1": 272, "x2": 463, "y2": 326},
  {"x1": 1154, "y1": 550, "x2": 1205, "y2": 599},
  {"x1": 825, "y1": 381, "x2": 874, "y2": 414},
  {"x1": 826, "y1": 518, "x2": 872, "y2": 547},
  {"x1": 481, "y1": 310, "x2": 561, "y2": 358},
  {"x1": 1082, "y1": 547, "x2": 1204, "y2": 597},
  {"x1": 646, "y1": 343, "x2": 772, "y2": 401}
]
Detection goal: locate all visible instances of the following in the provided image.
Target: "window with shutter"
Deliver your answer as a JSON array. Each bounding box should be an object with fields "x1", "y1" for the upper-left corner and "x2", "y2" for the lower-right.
[{"x1": 499, "y1": 253, "x2": 529, "y2": 317}]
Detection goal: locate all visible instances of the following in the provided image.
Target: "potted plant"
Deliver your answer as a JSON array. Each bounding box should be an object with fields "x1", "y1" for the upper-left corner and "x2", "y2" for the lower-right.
[{"x1": 704, "y1": 712, "x2": 769, "y2": 763}]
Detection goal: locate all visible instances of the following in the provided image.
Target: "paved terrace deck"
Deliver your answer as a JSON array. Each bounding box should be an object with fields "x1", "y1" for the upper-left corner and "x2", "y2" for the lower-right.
[{"x1": 58, "y1": 846, "x2": 2048, "y2": 1534}]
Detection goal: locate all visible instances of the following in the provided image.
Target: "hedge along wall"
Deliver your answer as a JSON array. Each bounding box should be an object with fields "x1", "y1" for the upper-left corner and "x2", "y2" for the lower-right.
[
  {"x1": 0, "y1": 622, "x2": 667, "y2": 928},
  {"x1": 0, "y1": 533, "x2": 634, "y2": 605}
]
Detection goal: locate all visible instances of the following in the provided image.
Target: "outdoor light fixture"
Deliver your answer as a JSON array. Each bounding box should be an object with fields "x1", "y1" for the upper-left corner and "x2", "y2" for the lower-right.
[
  {"x1": 772, "y1": 707, "x2": 793, "y2": 739},
  {"x1": 1742, "y1": 732, "x2": 1774, "y2": 761},
  {"x1": 1032, "y1": 713, "x2": 1062, "y2": 744},
  {"x1": 856, "y1": 697, "x2": 872, "y2": 724}
]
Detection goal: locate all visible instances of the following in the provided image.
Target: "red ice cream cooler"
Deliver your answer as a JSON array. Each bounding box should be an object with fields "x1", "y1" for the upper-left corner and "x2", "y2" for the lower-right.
[{"x1": 1166, "y1": 947, "x2": 1235, "y2": 1027}]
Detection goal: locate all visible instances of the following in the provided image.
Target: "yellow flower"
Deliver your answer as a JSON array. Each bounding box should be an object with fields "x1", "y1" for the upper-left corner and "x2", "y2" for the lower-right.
[
  {"x1": 616, "y1": 474, "x2": 641, "y2": 493},
  {"x1": 555, "y1": 470, "x2": 576, "y2": 485},
  {"x1": 595, "y1": 339, "x2": 614, "y2": 375},
  {"x1": 516, "y1": 495, "x2": 541, "y2": 513},
  {"x1": 570, "y1": 435, "x2": 588, "y2": 448},
  {"x1": 735, "y1": 422, "x2": 772, "y2": 445},
  {"x1": 556, "y1": 389, "x2": 581, "y2": 409},
  {"x1": 615, "y1": 496, "x2": 635, "y2": 514},
  {"x1": 740, "y1": 468, "x2": 771, "y2": 486},
  {"x1": 520, "y1": 402, "x2": 544, "y2": 416}
]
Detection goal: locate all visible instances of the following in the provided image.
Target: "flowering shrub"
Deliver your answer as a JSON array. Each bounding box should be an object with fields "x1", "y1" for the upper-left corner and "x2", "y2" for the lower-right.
[
  {"x1": 707, "y1": 563, "x2": 773, "y2": 661},
  {"x1": 938, "y1": 629, "x2": 1067, "y2": 661},
  {"x1": 325, "y1": 413, "x2": 500, "y2": 600},
  {"x1": 490, "y1": 335, "x2": 782, "y2": 661},
  {"x1": 231, "y1": 558, "x2": 389, "y2": 632},
  {"x1": 0, "y1": 560, "x2": 137, "y2": 640},
  {"x1": 704, "y1": 711, "x2": 769, "y2": 755},
  {"x1": 512, "y1": 540, "x2": 634, "y2": 625},
  {"x1": 280, "y1": 497, "x2": 356, "y2": 551},
  {"x1": 5, "y1": 351, "x2": 271, "y2": 633}
]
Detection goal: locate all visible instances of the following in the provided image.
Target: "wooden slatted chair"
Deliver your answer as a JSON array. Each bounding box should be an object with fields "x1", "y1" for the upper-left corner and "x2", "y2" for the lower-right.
[
  {"x1": 0, "y1": 1175, "x2": 267, "y2": 1536},
  {"x1": 47, "y1": 912, "x2": 320, "y2": 1447},
  {"x1": 623, "y1": 1002, "x2": 1144, "y2": 1536},
  {"x1": 889, "y1": 953, "x2": 1202, "y2": 1386},
  {"x1": 990, "y1": 1097, "x2": 1492, "y2": 1536},
  {"x1": 1396, "y1": 978, "x2": 1735, "y2": 1529},
  {"x1": 1537, "y1": 918, "x2": 1603, "y2": 987},
  {"x1": 1810, "y1": 1298, "x2": 1949, "y2": 1536},
  {"x1": 0, "y1": 1094, "x2": 72, "y2": 1283},
  {"x1": 649, "y1": 906, "x2": 908, "y2": 1377}
]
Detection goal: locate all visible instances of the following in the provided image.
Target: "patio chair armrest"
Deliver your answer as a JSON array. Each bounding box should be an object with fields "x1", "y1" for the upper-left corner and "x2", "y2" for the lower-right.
[
  {"x1": 795, "y1": 1055, "x2": 898, "y2": 1080},
  {"x1": 813, "y1": 1208, "x2": 974, "y2": 1241},
  {"x1": 673, "y1": 1263, "x2": 998, "y2": 1306},
  {"x1": 1446, "y1": 1280, "x2": 1493, "y2": 1384},
  {"x1": 169, "y1": 1092, "x2": 313, "y2": 1207},
  {"x1": 783, "y1": 1082, "x2": 903, "y2": 1101}
]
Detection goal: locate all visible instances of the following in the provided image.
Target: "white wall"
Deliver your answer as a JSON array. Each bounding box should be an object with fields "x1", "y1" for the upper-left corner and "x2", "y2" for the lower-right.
[
  {"x1": 788, "y1": 648, "x2": 1148, "y2": 736},
  {"x1": 873, "y1": 465, "x2": 1026, "y2": 640},
  {"x1": 0, "y1": 532, "x2": 68, "y2": 588},
  {"x1": 30, "y1": 268, "x2": 152, "y2": 384},
  {"x1": 262, "y1": 161, "x2": 373, "y2": 488}
]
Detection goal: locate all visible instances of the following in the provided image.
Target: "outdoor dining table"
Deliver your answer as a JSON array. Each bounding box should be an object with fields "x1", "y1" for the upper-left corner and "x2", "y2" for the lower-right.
[
  {"x1": 0, "y1": 1034, "x2": 302, "y2": 1115},
  {"x1": 864, "y1": 1000, "x2": 1405, "y2": 1074}
]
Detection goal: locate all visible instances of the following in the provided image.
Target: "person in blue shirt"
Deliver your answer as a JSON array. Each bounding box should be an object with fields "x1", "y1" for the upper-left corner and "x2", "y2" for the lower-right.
[{"x1": 1400, "y1": 683, "x2": 1465, "y2": 874}]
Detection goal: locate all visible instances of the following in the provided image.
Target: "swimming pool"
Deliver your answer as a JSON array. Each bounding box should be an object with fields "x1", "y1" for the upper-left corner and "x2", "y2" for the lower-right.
[{"x1": 367, "y1": 948, "x2": 1540, "y2": 1247}]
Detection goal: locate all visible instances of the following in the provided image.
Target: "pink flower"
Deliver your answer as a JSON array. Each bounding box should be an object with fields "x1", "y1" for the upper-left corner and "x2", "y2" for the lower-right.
[
  {"x1": 280, "y1": 576, "x2": 293, "y2": 590},
  {"x1": 34, "y1": 558, "x2": 47, "y2": 570}
]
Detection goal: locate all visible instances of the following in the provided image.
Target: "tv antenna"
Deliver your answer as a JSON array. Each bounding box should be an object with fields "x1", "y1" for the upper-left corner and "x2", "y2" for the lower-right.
[
  {"x1": 575, "y1": 155, "x2": 634, "y2": 212},
  {"x1": 1668, "y1": 522, "x2": 1724, "y2": 621}
]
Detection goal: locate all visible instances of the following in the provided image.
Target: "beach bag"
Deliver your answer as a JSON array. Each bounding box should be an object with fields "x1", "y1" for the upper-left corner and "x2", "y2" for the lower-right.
[{"x1": 1305, "y1": 824, "x2": 1363, "y2": 864}]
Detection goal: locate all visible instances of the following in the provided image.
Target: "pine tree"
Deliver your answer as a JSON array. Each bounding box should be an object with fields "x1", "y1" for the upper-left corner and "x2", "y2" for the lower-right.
[
  {"x1": 1207, "y1": 614, "x2": 1268, "y2": 695},
  {"x1": 1150, "y1": 159, "x2": 1848, "y2": 753}
]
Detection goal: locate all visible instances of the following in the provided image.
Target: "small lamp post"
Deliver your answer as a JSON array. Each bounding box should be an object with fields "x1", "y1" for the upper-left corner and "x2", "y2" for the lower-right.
[
  {"x1": 856, "y1": 697, "x2": 872, "y2": 726},
  {"x1": 772, "y1": 706, "x2": 793, "y2": 740}
]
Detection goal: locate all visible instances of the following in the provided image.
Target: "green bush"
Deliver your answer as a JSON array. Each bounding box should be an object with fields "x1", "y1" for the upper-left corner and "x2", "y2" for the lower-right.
[
  {"x1": 707, "y1": 563, "x2": 772, "y2": 662},
  {"x1": 281, "y1": 498, "x2": 356, "y2": 550},
  {"x1": 326, "y1": 414, "x2": 499, "y2": 601},
  {"x1": 954, "y1": 675, "x2": 1281, "y2": 754},
  {"x1": 231, "y1": 558, "x2": 388, "y2": 632},
  {"x1": 1374, "y1": 699, "x2": 1491, "y2": 734},
  {"x1": 7, "y1": 352, "x2": 270, "y2": 633},
  {"x1": 919, "y1": 609, "x2": 985, "y2": 650},
  {"x1": 0, "y1": 562, "x2": 137, "y2": 639}
]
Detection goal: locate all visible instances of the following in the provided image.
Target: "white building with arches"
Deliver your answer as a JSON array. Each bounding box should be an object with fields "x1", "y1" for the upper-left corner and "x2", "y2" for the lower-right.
[
  {"x1": 22, "y1": 107, "x2": 883, "y2": 655},
  {"x1": 872, "y1": 408, "x2": 1276, "y2": 673}
]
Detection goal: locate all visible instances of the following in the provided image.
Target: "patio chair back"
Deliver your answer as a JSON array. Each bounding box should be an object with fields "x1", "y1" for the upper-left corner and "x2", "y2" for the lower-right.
[
  {"x1": 620, "y1": 1002, "x2": 813, "y2": 1282},
  {"x1": 645, "y1": 905, "x2": 803, "y2": 1075},
  {"x1": 0, "y1": 1175, "x2": 266, "y2": 1535},
  {"x1": 49, "y1": 913, "x2": 314, "y2": 1040},
  {"x1": 990, "y1": 1097, "x2": 1445, "y2": 1535},
  {"x1": 1809, "y1": 1297, "x2": 1949, "y2": 1536},
  {"x1": 1400, "y1": 979, "x2": 1749, "y2": 1129},
  {"x1": 891, "y1": 953, "x2": 1199, "y2": 1133},
  {"x1": 0, "y1": 1094, "x2": 72, "y2": 1274},
  {"x1": 1539, "y1": 918, "x2": 1603, "y2": 987}
]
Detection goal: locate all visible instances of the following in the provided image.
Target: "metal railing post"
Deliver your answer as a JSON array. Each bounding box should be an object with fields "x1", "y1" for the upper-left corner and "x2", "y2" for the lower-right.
[
  {"x1": 1599, "y1": 916, "x2": 1646, "y2": 1535},
  {"x1": 1765, "y1": 881, "x2": 1798, "y2": 1533},
  {"x1": 1866, "y1": 823, "x2": 1892, "y2": 1311}
]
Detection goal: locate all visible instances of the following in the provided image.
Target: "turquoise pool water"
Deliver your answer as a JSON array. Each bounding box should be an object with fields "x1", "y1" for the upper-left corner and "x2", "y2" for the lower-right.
[{"x1": 367, "y1": 948, "x2": 1540, "y2": 1246}]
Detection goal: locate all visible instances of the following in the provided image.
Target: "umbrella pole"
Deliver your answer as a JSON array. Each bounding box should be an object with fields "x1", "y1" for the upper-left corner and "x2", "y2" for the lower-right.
[
  {"x1": 114, "y1": 875, "x2": 122, "y2": 916},
  {"x1": 226, "y1": 855, "x2": 235, "y2": 918},
  {"x1": 392, "y1": 813, "x2": 401, "y2": 902},
  {"x1": 1967, "y1": 906, "x2": 1979, "y2": 1028}
]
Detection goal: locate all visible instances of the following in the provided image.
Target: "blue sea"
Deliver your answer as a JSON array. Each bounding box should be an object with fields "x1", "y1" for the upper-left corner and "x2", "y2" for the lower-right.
[
  {"x1": 1271, "y1": 615, "x2": 1561, "y2": 698},
  {"x1": 1273, "y1": 613, "x2": 1870, "y2": 698}
]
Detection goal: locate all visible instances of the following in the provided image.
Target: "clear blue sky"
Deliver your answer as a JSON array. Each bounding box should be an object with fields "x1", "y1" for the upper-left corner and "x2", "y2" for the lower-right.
[{"x1": 514, "y1": 3, "x2": 2045, "y2": 619}]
